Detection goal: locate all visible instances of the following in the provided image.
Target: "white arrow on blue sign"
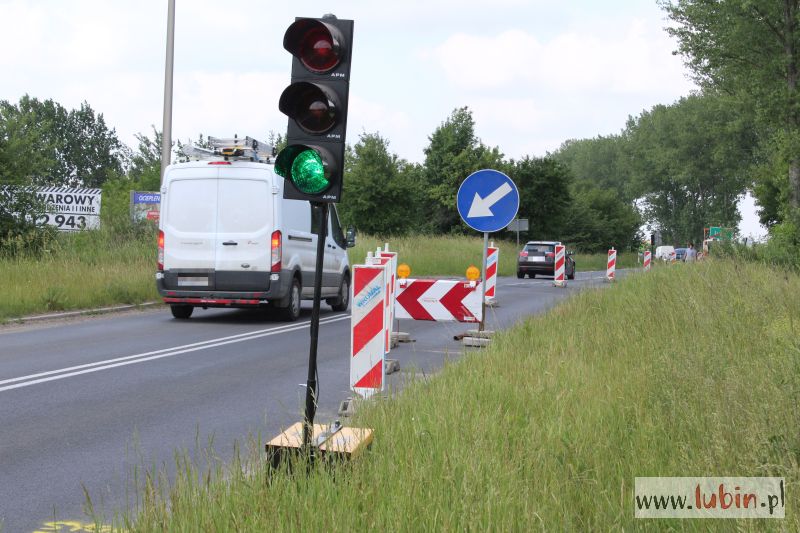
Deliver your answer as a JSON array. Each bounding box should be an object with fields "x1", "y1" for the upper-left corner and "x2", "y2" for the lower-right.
[{"x1": 457, "y1": 169, "x2": 520, "y2": 233}]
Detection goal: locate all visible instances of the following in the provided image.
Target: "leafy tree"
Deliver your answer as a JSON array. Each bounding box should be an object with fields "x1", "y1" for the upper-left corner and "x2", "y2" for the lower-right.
[
  {"x1": 660, "y1": 0, "x2": 800, "y2": 223},
  {"x1": 339, "y1": 132, "x2": 418, "y2": 235},
  {"x1": 267, "y1": 130, "x2": 286, "y2": 155},
  {"x1": 554, "y1": 134, "x2": 636, "y2": 202},
  {"x1": 99, "y1": 127, "x2": 167, "y2": 230},
  {"x1": 422, "y1": 107, "x2": 504, "y2": 233},
  {"x1": 0, "y1": 95, "x2": 125, "y2": 187},
  {"x1": 64, "y1": 101, "x2": 127, "y2": 186},
  {"x1": 128, "y1": 126, "x2": 163, "y2": 191},
  {"x1": 0, "y1": 187, "x2": 55, "y2": 256},
  {"x1": 625, "y1": 93, "x2": 757, "y2": 243},
  {"x1": 0, "y1": 96, "x2": 62, "y2": 185},
  {"x1": 561, "y1": 186, "x2": 642, "y2": 252},
  {"x1": 508, "y1": 156, "x2": 573, "y2": 241}
]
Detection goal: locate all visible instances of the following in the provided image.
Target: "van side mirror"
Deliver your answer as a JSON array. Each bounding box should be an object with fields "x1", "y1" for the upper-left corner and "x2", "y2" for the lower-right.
[{"x1": 345, "y1": 226, "x2": 357, "y2": 248}]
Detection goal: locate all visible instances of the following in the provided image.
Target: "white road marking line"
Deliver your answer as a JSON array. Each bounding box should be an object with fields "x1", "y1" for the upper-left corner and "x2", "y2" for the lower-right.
[{"x1": 0, "y1": 315, "x2": 350, "y2": 393}]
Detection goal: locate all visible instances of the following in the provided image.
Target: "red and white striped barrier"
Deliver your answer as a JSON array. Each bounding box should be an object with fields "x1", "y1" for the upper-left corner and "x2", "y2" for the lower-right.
[
  {"x1": 643, "y1": 250, "x2": 651, "y2": 272},
  {"x1": 366, "y1": 251, "x2": 394, "y2": 354},
  {"x1": 395, "y1": 279, "x2": 483, "y2": 323},
  {"x1": 607, "y1": 248, "x2": 617, "y2": 281},
  {"x1": 553, "y1": 244, "x2": 566, "y2": 287},
  {"x1": 350, "y1": 265, "x2": 387, "y2": 399},
  {"x1": 485, "y1": 243, "x2": 499, "y2": 304},
  {"x1": 378, "y1": 245, "x2": 398, "y2": 346}
]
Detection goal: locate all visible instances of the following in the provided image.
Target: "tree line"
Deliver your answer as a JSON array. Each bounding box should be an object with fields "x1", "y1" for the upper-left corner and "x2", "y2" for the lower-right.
[
  {"x1": 3, "y1": 0, "x2": 800, "y2": 257},
  {"x1": 0, "y1": 93, "x2": 766, "y2": 254}
]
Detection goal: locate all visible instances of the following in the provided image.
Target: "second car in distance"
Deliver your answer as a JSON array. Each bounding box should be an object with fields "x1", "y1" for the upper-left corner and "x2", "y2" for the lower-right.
[{"x1": 517, "y1": 240, "x2": 576, "y2": 279}]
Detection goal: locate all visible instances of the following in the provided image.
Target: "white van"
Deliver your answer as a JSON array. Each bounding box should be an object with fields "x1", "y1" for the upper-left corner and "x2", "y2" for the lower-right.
[
  {"x1": 654, "y1": 245, "x2": 675, "y2": 261},
  {"x1": 156, "y1": 160, "x2": 352, "y2": 320}
]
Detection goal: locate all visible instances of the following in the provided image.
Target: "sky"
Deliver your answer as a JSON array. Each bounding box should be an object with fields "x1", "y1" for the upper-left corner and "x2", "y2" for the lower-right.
[{"x1": 0, "y1": 0, "x2": 768, "y2": 239}]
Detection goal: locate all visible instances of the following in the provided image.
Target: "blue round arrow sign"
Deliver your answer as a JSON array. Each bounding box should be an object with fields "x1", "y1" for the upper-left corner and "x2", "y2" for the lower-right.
[{"x1": 457, "y1": 169, "x2": 520, "y2": 232}]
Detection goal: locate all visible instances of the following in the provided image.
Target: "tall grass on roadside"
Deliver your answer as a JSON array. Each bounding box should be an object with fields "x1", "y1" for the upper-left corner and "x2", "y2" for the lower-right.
[
  {"x1": 0, "y1": 228, "x2": 639, "y2": 320},
  {"x1": 0, "y1": 226, "x2": 159, "y2": 320},
  {"x1": 351, "y1": 235, "x2": 639, "y2": 277},
  {"x1": 109, "y1": 259, "x2": 799, "y2": 531}
]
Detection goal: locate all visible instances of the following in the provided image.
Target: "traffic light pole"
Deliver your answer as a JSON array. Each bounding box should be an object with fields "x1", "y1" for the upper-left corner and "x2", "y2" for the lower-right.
[{"x1": 302, "y1": 202, "x2": 329, "y2": 456}]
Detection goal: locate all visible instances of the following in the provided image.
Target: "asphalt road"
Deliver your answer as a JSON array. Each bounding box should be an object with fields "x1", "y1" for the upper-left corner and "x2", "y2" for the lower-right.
[{"x1": 0, "y1": 271, "x2": 618, "y2": 532}]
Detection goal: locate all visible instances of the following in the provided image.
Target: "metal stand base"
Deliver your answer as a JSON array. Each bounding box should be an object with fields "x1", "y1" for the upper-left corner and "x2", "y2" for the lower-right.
[
  {"x1": 458, "y1": 329, "x2": 494, "y2": 347},
  {"x1": 266, "y1": 421, "x2": 373, "y2": 469},
  {"x1": 462, "y1": 336, "x2": 492, "y2": 347},
  {"x1": 391, "y1": 331, "x2": 413, "y2": 343},
  {"x1": 385, "y1": 358, "x2": 400, "y2": 375}
]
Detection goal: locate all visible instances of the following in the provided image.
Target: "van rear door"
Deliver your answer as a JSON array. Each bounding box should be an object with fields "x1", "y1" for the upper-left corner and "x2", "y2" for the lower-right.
[
  {"x1": 162, "y1": 167, "x2": 218, "y2": 272},
  {"x1": 214, "y1": 168, "x2": 273, "y2": 291}
]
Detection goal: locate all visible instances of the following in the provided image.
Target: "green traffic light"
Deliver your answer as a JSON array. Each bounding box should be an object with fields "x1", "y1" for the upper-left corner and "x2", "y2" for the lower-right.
[{"x1": 291, "y1": 149, "x2": 329, "y2": 194}]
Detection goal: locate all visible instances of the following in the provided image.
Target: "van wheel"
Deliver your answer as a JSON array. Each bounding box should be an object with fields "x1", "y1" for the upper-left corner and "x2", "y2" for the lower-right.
[
  {"x1": 328, "y1": 275, "x2": 350, "y2": 312},
  {"x1": 278, "y1": 279, "x2": 301, "y2": 321},
  {"x1": 170, "y1": 304, "x2": 193, "y2": 319}
]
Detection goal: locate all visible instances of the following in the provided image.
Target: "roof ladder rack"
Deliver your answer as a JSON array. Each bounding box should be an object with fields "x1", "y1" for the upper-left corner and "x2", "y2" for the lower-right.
[{"x1": 183, "y1": 135, "x2": 276, "y2": 163}]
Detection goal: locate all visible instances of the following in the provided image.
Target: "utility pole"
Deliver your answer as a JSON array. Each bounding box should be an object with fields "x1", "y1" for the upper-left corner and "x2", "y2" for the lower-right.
[{"x1": 160, "y1": 0, "x2": 176, "y2": 184}]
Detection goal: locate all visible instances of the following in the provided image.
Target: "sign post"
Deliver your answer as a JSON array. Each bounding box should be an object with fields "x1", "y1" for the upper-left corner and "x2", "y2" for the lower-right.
[
  {"x1": 506, "y1": 218, "x2": 529, "y2": 248},
  {"x1": 457, "y1": 169, "x2": 519, "y2": 333}
]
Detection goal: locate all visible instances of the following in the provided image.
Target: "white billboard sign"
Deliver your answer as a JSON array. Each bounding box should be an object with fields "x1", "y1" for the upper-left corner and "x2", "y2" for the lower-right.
[{"x1": 32, "y1": 187, "x2": 102, "y2": 231}]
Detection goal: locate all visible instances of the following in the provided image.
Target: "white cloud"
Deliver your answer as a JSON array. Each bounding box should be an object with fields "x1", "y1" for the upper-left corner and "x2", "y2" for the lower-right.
[
  {"x1": 0, "y1": 3, "x2": 47, "y2": 68},
  {"x1": 0, "y1": 0, "x2": 698, "y2": 166},
  {"x1": 171, "y1": 70, "x2": 287, "y2": 147},
  {"x1": 430, "y1": 17, "x2": 692, "y2": 97}
]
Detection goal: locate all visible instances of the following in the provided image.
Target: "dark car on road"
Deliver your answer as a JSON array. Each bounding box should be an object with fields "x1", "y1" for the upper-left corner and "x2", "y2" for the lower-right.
[{"x1": 517, "y1": 240, "x2": 576, "y2": 279}]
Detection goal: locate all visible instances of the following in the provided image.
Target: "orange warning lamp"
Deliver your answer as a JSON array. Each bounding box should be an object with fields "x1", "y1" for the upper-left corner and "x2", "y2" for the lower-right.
[
  {"x1": 466, "y1": 265, "x2": 480, "y2": 281},
  {"x1": 397, "y1": 263, "x2": 411, "y2": 279}
]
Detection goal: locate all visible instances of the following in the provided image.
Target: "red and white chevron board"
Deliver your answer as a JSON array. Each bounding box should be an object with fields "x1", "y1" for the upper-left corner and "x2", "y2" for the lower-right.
[
  {"x1": 395, "y1": 279, "x2": 483, "y2": 323},
  {"x1": 607, "y1": 248, "x2": 617, "y2": 280},
  {"x1": 485, "y1": 245, "x2": 499, "y2": 300},
  {"x1": 643, "y1": 250, "x2": 651, "y2": 271},
  {"x1": 350, "y1": 265, "x2": 387, "y2": 398},
  {"x1": 553, "y1": 244, "x2": 566, "y2": 287},
  {"x1": 367, "y1": 255, "x2": 393, "y2": 354}
]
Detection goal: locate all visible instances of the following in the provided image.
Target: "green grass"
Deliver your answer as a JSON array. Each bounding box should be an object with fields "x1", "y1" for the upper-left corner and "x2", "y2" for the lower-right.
[
  {"x1": 351, "y1": 235, "x2": 639, "y2": 277},
  {"x1": 0, "y1": 229, "x2": 159, "y2": 320},
  {"x1": 0, "y1": 232, "x2": 637, "y2": 320},
  {"x1": 100, "y1": 259, "x2": 799, "y2": 531}
]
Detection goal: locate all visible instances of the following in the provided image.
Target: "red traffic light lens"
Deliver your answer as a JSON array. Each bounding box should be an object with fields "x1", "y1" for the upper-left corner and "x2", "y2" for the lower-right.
[
  {"x1": 300, "y1": 26, "x2": 337, "y2": 72},
  {"x1": 284, "y1": 19, "x2": 343, "y2": 73},
  {"x1": 278, "y1": 82, "x2": 339, "y2": 134}
]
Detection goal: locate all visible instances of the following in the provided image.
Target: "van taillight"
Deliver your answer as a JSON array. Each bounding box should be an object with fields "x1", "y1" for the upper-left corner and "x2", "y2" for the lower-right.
[
  {"x1": 208, "y1": 161, "x2": 232, "y2": 165},
  {"x1": 546, "y1": 252, "x2": 555, "y2": 259},
  {"x1": 271, "y1": 230, "x2": 282, "y2": 273},
  {"x1": 519, "y1": 251, "x2": 528, "y2": 258},
  {"x1": 158, "y1": 230, "x2": 165, "y2": 271}
]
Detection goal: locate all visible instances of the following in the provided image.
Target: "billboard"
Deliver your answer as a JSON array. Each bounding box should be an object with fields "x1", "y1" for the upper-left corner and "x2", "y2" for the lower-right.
[{"x1": 130, "y1": 191, "x2": 161, "y2": 223}]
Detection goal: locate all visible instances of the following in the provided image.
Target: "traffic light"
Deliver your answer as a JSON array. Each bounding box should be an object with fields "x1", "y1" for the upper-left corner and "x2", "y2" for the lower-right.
[
  {"x1": 650, "y1": 233, "x2": 655, "y2": 246},
  {"x1": 276, "y1": 15, "x2": 353, "y2": 203}
]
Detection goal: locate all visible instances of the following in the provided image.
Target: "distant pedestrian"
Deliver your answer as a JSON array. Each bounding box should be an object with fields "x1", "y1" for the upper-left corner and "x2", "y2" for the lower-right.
[{"x1": 685, "y1": 242, "x2": 697, "y2": 262}]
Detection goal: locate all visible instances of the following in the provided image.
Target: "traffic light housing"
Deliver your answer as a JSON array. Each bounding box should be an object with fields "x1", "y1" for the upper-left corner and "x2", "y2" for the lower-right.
[{"x1": 276, "y1": 15, "x2": 353, "y2": 203}]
